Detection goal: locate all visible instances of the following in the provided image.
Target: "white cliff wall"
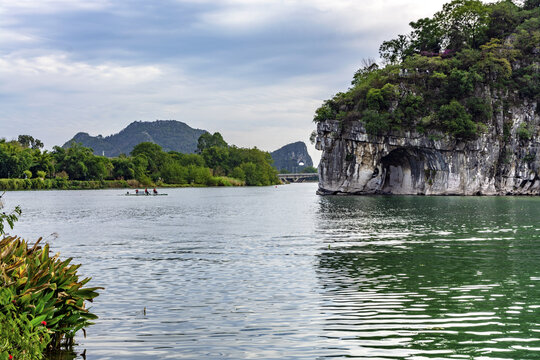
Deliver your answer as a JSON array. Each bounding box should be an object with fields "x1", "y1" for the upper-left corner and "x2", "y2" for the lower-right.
[{"x1": 315, "y1": 101, "x2": 539, "y2": 195}]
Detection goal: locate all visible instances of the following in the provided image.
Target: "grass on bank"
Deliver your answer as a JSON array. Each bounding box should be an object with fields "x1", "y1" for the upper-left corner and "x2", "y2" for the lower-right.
[{"x1": 0, "y1": 176, "x2": 246, "y2": 191}]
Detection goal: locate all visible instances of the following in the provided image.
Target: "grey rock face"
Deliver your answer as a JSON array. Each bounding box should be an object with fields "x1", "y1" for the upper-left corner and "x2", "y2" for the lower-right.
[
  {"x1": 271, "y1": 141, "x2": 313, "y2": 173},
  {"x1": 316, "y1": 102, "x2": 539, "y2": 195}
]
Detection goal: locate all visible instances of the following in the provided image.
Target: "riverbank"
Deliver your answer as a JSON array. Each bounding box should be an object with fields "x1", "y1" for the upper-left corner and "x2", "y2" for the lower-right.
[{"x1": 0, "y1": 176, "x2": 246, "y2": 191}]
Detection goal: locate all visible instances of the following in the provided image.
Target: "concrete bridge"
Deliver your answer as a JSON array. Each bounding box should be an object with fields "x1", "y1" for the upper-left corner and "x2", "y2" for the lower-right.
[{"x1": 278, "y1": 173, "x2": 319, "y2": 183}]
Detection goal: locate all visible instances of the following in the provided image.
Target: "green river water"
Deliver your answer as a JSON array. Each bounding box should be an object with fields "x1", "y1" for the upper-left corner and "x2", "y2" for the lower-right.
[{"x1": 8, "y1": 183, "x2": 540, "y2": 359}]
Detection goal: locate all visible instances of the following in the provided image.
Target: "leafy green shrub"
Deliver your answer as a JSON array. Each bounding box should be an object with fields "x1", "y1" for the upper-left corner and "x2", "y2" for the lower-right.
[
  {"x1": 437, "y1": 100, "x2": 477, "y2": 139},
  {"x1": 207, "y1": 176, "x2": 231, "y2": 186},
  {"x1": 363, "y1": 109, "x2": 391, "y2": 135},
  {"x1": 313, "y1": 101, "x2": 336, "y2": 122},
  {"x1": 524, "y1": 153, "x2": 535, "y2": 163},
  {"x1": 55, "y1": 171, "x2": 69, "y2": 180},
  {"x1": 366, "y1": 88, "x2": 385, "y2": 110},
  {"x1": 518, "y1": 123, "x2": 533, "y2": 140},
  {"x1": 398, "y1": 93, "x2": 425, "y2": 123},
  {"x1": 0, "y1": 288, "x2": 50, "y2": 360},
  {"x1": 0, "y1": 236, "x2": 102, "y2": 351},
  {"x1": 231, "y1": 167, "x2": 246, "y2": 182},
  {"x1": 446, "y1": 69, "x2": 478, "y2": 98},
  {"x1": 36, "y1": 171, "x2": 46, "y2": 179},
  {"x1": 185, "y1": 165, "x2": 212, "y2": 185},
  {"x1": 466, "y1": 97, "x2": 492, "y2": 123},
  {"x1": 160, "y1": 162, "x2": 188, "y2": 185}
]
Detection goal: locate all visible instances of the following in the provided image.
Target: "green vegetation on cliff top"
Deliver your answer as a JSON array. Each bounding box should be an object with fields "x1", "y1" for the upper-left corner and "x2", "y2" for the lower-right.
[{"x1": 314, "y1": 0, "x2": 539, "y2": 140}]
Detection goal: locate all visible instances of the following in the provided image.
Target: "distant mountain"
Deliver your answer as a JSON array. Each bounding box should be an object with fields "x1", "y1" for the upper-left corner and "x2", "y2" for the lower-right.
[
  {"x1": 63, "y1": 120, "x2": 207, "y2": 157},
  {"x1": 270, "y1": 141, "x2": 313, "y2": 173}
]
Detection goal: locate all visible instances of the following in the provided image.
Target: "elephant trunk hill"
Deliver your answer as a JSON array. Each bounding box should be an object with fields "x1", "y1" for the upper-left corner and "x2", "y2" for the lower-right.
[{"x1": 314, "y1": 0, "x2": 539, "y2": 195}]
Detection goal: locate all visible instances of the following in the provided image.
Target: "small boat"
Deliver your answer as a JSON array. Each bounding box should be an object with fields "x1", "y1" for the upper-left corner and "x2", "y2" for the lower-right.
[{"x1": 124, "y1": 192, "x2": 168, "y2": 196}]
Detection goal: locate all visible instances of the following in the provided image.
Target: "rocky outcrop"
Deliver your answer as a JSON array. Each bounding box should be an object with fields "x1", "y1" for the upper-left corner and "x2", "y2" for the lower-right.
[
  {"x1": 315, "y1": 101, "x2": 539, "y2": 195},
  {"x1": 271, "y1": 141, "x2": 313, "y2": 173}
]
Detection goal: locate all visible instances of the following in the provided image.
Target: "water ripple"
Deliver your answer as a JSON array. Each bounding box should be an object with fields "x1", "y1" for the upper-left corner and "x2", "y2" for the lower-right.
[{"x1": 4, "y1": 186, "x2": 540, "y2": 359}]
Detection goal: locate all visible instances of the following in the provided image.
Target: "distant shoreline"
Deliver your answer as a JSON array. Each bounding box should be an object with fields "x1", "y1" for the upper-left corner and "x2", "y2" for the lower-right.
[{"x1": 0, "y1": 178, "x2": 247, "y2": 191}]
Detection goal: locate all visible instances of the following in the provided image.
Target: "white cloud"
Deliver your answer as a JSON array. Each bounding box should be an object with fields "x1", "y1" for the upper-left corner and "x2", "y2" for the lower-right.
[
  {"x1": 0, "y1": 0, "x2": 111, "y2": 14},
  {"x1": 194, "y1": 0, "x2": 449, "y2": 35},
  {"x1": 0, "y1": 28, "x2": 37, "y2": 44},
  {"x1": 0, "y1": 54, "x2": 163, "y2": 92}
]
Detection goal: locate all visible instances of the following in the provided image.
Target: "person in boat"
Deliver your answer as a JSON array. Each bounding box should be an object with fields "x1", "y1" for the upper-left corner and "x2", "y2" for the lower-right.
[
  {"x1": 153, "y1": 188, "x2": 158, "y2": 194},
  {"x1": 135, "y1": 189, "x2": 139, "y2": 194},
  {"x1": 145, "y1": 188, "x2": 149, "y2": 195}
]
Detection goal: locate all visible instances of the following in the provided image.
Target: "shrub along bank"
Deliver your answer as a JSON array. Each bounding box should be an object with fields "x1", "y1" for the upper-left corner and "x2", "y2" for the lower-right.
[{"x1": 0, "y1": 207, "x2": 101, "y2": 359}]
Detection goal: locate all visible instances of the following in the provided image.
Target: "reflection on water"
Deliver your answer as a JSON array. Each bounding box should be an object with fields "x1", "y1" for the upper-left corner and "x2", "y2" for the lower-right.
[
  {"x1": 316, "y1": 195, "x2": 540, "y2": 359},
  {"x1": 5, "y1": 186, "x2": 540, "y2": 359}
]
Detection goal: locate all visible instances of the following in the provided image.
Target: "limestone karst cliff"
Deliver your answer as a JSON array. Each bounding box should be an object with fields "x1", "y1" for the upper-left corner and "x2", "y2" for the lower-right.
[
  {"x1": 313, "y1": 0, "x2": 539, "y2": 195},
  {"x1": 271, "y1": 142, "x2": 313, "y2": 173},
  {"x1": 316, "y1": 100, "x2": 539, "y2": 195}
]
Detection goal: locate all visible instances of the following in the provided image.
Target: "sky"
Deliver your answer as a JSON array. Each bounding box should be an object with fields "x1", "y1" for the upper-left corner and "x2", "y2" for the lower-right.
[{"x1": 0, "y1": 0, "x2": 453, "y2": 165}]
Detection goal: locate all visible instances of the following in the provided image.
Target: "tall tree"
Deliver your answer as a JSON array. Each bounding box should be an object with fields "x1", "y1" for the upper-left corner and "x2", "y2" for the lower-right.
[
  {"x1": 17, "y1": 135, "x2": 44, "y2": 149},
  {"x1": 435, "y1": 0, "x2": 491, "y2": 49},
  {"x1": 197, "y1": 132, "x2": 228, "y2": 154}
]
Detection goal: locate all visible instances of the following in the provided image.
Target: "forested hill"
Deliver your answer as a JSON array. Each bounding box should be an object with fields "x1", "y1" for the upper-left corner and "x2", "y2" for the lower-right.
[{"x1": 63, "y1": 120, "x2": 207, "y2": 157}]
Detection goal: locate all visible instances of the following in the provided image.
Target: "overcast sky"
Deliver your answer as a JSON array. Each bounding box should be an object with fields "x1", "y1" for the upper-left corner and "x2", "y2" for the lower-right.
[{"x1": 0, "y1": 0, "x2": 452, "y2": 165}]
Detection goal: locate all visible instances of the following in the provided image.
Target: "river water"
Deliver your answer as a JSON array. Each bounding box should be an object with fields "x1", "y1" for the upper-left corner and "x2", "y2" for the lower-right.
[{"x1": 6, "y1": 183, "x2": 540, "y2": 359}]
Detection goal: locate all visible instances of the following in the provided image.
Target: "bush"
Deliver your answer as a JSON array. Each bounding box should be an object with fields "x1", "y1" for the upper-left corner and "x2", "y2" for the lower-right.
[
  {"x1": 466, "y1": 97, "x2": 492, "y2": 123},
  {"x1": 313, "y1": 102, "x2": 336, "y2": 122},
  {"x1": 0, "y1": 288, "x2": 50, "y2": 360},
  {"x1": 208, "y1": 176, "x2": 234, "y2": 186},
  {"x1": 398, "y1": 93, "x2": 424, "y2": 123},
  {"x1": 160, "y1": 162, "x2": 188, "y2": 185},
  {"x1": 231, "y1": 167, "x2": 246, "y2": 182},
  {"x1": 437, "y1": 100, "x2": 477, "y2": 139},
  {"x1": 186, "y1": 165, "x2": 212, "y2": 185},
  {"x1": 55, "y1": 171, "x2": 69, "y2": 180},
  {"x1": 363, "y1": 109, "x2": 391, "y2": 135},
  {"x1": 0, "y1": 236, "x2": 102, "y2": 351},
  {"x1": 366, "y1": 88, "x2": 385, "y2": 110},
  {"x1": 518, "y1": 122, "x2": 532, "y2": 140}
]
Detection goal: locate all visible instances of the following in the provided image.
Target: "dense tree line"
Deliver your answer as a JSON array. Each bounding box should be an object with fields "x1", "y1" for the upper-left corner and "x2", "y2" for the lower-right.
[
  {"x1": 0, "y1": 133, "x2": 279, "y2": 187},
  {"x1": 314, "y1": 0, "x2": 539, "y2": 140}
]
